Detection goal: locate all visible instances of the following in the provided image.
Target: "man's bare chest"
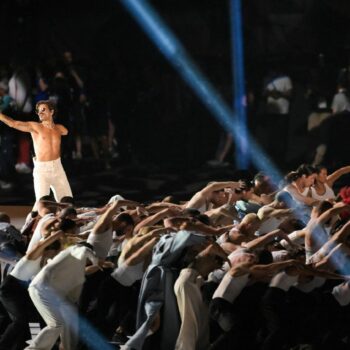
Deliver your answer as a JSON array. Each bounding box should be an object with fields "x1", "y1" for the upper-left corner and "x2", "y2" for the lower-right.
[{"x1": 32, "y1": 127, "x2": 61, "y2": 143}]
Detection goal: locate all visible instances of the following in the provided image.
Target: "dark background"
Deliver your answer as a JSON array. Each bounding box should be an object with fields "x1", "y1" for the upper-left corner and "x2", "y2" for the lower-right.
[
  {"x1": 2, "y1": 0, "x2": 350, "y2": 206},
  {"x1": 1, "y1": 0, "x2": 350, "y2": 169}
]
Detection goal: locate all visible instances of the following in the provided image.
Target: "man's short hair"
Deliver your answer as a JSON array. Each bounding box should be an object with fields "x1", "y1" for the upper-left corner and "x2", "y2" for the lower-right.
[
  {"x1": 196, "y1": 214, "x2": 210, "y2": 226},
  {"x1": 60, "y1": 196, "x2": 75, "y2": 206},
  {"x1": 253, "y1": 172, "x2": 268, "y2": 183},
  {"x1": 39, "y1": 195, "x2": 53, "y2": 201},
  {"x1": 59, "y1": 207, "x2": 77, "y2": 219},
  {"x1": 0, "y1": 212, "x2": 10, "y2": 223},
  {"x1": 256, "y1": 249, "x2": 273, "y2": 264},
  {"x1": 235, "y1": 179, "x2": 254, "y2": 194},
  {"x1": 115, "y1": 213, "x2": 134, "y2": 227},
  {"x1": 58, "y1": 218, "x2": 77, "y2": 232},
  {"x1": 182, "y1": 208, "x2": 201, "y2": 217},
  {"x1": 36, "y1": 100, "x2": 57, "y2": 117},
  {"x1": 315, "y1": 200, "x2": 333, "y2": 216},
  {"x1": 45, "y1": 240, "x2": 61, "y2": 251},
  {"x1": 275, "y1": 191, "x2": 295, "y2": 207}
]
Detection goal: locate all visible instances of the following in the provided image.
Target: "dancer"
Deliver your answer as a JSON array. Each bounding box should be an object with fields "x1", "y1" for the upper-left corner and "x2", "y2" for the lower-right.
[{"x1": 0, "y1": 100, "x2": 73, "y2": 204}]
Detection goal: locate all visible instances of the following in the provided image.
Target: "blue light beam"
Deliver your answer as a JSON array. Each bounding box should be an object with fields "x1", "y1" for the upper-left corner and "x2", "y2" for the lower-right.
[
  {"x1": 119, "y1": 0, "x2": 282, "y2": 184},
  {"x1": 119, "y1": 1, "x2": 350, "y2": 277},
  {"x1": 29, "y1": 287, "x2": 114, "y2": 350},
  {"x1": 230, "y1": 0, "x2": 249, "y2": 169}
]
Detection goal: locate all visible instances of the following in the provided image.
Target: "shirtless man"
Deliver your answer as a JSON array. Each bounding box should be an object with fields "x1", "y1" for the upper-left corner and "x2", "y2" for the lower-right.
[{"x1": 0, "y1": 100, "x2": 73, "y2": 204}]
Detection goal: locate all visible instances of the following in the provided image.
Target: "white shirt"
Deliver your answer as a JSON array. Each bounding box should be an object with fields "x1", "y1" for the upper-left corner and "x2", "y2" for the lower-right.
[
  {"x1": 111, "y1": 261, "x2": 144, "y2": 286},
  {"x1": 87, "y1": 227, "x2": 113, "y2": 259},
  {"x1": 30, "y1": 245, "x2": 97, "y2": 301},
  {"x1": 331, "y1": 89, "x2": 350, "y2": 113},
  {"x1": 257, "y1": 216, "x2": 285, "y2": 236},
  {"x1": 269, "y1": 271, "x2": 298, "y2": 292},
  {"x1": 10, "y1": 255, "x2": 41, "y2": 282},
  {"x1": 213, "y1": 273, "x2": 249, "y2": 303},
  {"x1": 296, "y1": 276, "x2": 325, "y2": 293},
  {"x1": 27, "y1": 213, "x2": 55, "y2": 253},
  {"x1": 284, "y1": 184, "x2": 310, "y2": 205},
  {"x1": 310, "y1": 184, "x2": 335, "y2": 201},
  {"x1": 266, "y1": 76, "x2": 292, "y2": 114},
  {"x1": 77, "y1": 211, "x2": 99, "y2": 233}
]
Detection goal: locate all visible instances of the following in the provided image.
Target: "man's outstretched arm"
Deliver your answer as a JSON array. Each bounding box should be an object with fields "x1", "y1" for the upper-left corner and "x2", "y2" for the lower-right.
[{"x1": 0, "y1": 112, "x2": 36, "y2": 133}]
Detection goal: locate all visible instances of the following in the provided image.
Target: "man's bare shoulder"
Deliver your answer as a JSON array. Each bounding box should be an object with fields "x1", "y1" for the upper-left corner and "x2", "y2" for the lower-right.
[
  {"x1": 258, "y1": 205, "x2": 273, "y2": 214},
  {"x1": 55, "y1": 124, "x2": 68, "y2": 135},
  {"x1": 28, "y1": 121, "x2": 42, "y2": 131}
]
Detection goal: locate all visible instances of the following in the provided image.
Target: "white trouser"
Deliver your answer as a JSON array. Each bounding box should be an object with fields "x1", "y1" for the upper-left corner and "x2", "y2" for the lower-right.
[
  {"x1": 26, "y1": 286, "x2": 78, "y2": 350},
  {"x1": 174, "y1": 269, "x2": 209, "y2": 350},
  {"x1": 33, "y1": 157, "x2": 73, "y2": 202}
]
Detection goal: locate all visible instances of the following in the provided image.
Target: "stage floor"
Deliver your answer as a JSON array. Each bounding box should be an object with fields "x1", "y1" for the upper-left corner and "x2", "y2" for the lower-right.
[
  {"x1": 0, "y1": 205, "x2": 31, "y2": 229},
  {"x1": 2, "y1": 159, "x2": 350, "y2": 214},
  {"x1": 0, "y1": 160, "x2": 247, "y2": 208}
]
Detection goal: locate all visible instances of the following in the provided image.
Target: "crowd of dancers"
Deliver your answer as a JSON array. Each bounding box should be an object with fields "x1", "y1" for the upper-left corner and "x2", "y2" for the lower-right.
[{"x1": 0, "y1": 163, "x2": 350, "y2": 349}]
